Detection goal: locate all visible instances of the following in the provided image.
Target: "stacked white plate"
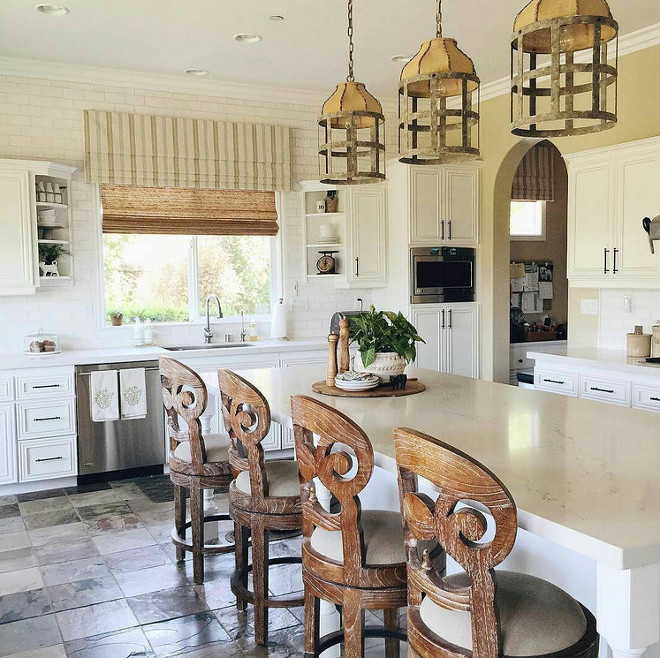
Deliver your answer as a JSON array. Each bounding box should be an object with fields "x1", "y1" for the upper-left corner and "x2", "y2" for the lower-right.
[{"x1": 334, "y1": 372, "x2": 379, "y2": 392}]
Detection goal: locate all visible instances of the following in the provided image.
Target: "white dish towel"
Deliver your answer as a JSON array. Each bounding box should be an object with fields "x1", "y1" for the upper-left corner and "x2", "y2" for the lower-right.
[
  {"x1": 91, "y1": 370, "x2": 119, "y2": 422},
  {"x1": 119, "y1": 368, "x2": 148, "y2": 419}
]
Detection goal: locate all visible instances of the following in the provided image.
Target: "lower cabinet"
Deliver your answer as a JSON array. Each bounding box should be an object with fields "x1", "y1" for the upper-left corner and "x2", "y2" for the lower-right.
[
  {"x1": 411, "y1": 304, "x2": 479, "y2": 378},
  {"x1": 18, "y1": 436, "x2": 77, "y2": 482},
  {"x1": 0, "y1": 403, "x2": 17, "y2": 485}
]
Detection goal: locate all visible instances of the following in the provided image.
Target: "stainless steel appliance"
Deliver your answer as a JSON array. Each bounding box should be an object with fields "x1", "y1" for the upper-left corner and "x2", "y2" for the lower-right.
[
  {"x1": 410, "y1": 246, "x2": 475, "y2": 304},
  {"x1": 76, "y1": 361, "x2": 165, "y2": 481},
  {"x1": 330, "y1": 310, "x2": 363, "y2": 336}
]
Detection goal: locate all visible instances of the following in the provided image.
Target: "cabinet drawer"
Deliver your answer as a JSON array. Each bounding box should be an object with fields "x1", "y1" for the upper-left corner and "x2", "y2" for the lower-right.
[
  {"x1": 535, "y1": 369, "x2": 578, "y2": 396},
  {"x1": 16, "y1": 371, "x2": 74, "y2": 399},
  {"x1": 0, "y1": 375, "x2": 13, "y2": 402},
  {"x1": 17, "y1": 398, "x2": 75, "y2": 438},
  {"x1": 19, "y1": 436, "x2": 76, "y2": 482},
  {"x1": 633, "y1": 384, "x2": 660, "y2": 412},
  {"x1": 579, "y1": 375, "x2": 631, "y2": 406}
]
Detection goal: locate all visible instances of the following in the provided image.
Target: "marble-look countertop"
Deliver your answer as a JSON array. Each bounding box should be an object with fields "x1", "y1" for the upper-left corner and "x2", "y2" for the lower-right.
[
  {"x1": 0, "y1": 338, "x2": 327, "y2": 370},
  {"x1": 528, "y1": 347, "x2": 660, "y2": 376},
  {"x1": 202, "y1": 364, "x2": 660, "y2": 571}
]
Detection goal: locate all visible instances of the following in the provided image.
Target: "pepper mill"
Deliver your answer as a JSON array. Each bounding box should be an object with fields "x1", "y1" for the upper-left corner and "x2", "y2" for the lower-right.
[
  {"x1": 338, "y1": 318, "x2": 350, "y2": 374},
  {"x1": 326, "y1": 334, "x2": 339, "y2": 386}
]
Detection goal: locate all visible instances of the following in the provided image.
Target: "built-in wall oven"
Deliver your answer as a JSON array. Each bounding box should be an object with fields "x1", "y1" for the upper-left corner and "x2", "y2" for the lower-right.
[{"x1": 410, "y1": 247, "x2": 475, "y2": 304}]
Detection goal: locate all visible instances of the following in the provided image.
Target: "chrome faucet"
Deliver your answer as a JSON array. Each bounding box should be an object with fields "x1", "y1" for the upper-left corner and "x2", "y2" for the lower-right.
[
  {"x1": 240, "y1": 310, "x2": 247, "y2": 342},
  {"x1": 204, "y1": 294, "x2": 223, "y2": 344}
]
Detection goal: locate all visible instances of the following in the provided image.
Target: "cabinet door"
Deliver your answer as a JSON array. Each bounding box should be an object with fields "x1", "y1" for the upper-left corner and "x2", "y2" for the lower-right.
[
  {"x1": 567, "y1": 161, "x2": 614, "y2": 280},
  {"x1": 410, "y1": 169, "x2": 442, "y2": 243},
  {"x1": 0, "y1": 169, "x2": 37, "y2": 295},
  {"x1": 0, "y1": 403, "x2": 17, "y2": 485},
  {"x1": 615, "y1": 153, "x2": 660, "y2": 277},
  {"x1": 445, "y1": 305, "x2": 479, "y2": 378},
  {"x1": 410, "y1": 307, "x2": 445, "y2": 371},
  {"x1": 347, "y1": 186, "x2": 387, "y2": 287},
  {"x1": 443, "y1": 167, "x2": 479, "y2": 244}
]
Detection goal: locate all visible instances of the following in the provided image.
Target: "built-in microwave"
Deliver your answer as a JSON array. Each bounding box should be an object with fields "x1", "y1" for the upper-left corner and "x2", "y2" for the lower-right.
[{"x1": 410, "y1": 247, "x2": 475, "y2": 304}]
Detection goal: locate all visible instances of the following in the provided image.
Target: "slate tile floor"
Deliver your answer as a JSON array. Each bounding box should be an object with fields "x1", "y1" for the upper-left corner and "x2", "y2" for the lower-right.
[{"x1": 0, "y1": 476, "x2": 403, "y2": 657}]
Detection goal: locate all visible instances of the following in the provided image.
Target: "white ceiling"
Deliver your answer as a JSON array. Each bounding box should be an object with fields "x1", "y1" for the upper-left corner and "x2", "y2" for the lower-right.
[{"x1": 1, "y1": 0, "x2": 659, "y2": 97}]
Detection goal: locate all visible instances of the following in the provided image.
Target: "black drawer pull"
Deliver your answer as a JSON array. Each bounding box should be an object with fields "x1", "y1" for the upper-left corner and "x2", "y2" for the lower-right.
[
  {"x1": 590, "y1": 387, "x2": 614, "y2": 394},
  {"x1": 34, "y1": 416, "x2": 62, "y2": 422},
  {"x1": 650, "y1": 397, "x2": 660, "y2": 402},
  {"x1": 35, "y1": 456, "x2": 63, "y2": 462},
  {"x1": 543, "y1": 378, "x2": 565, "y2": 385},
  {"x1": 32, "y1": 384, "x2": 61, "y2": 389}
]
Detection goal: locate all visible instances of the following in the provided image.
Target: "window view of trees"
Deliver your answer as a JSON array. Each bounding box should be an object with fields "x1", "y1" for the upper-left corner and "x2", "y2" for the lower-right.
[{"x1": 103, "y1": 233, "x2": 271, "y2": 324}]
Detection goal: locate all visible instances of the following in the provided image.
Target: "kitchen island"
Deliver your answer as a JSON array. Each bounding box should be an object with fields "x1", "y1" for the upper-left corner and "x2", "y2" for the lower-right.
[{"x1": 201, "y1": 364, "x2": 660, "y2": 658}]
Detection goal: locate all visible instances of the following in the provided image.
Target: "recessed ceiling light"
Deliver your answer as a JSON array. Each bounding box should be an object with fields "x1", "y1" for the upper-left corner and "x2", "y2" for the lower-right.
[
  {"x1": 234, "y1": 33, "x2": 262, "y2": 44},
  {"x1": 184, "y1": 69, "x2": 209, "y2": 76},
  {"x1": 35, "y1": 4, "x2": 70, "y2": 16},
  {"x1": 391, "y1": 55, "x2": 413, "y2": 63},
  {"x1": 269, "y1": 15, "x2": 284, "y2": 22}
]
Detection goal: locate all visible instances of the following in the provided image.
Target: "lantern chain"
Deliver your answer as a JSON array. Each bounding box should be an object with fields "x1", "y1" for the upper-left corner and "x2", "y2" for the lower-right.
[
  {"x1": 347, "y1": 0, "x2": 354, "y2": 82},
  {"x1": 436, "y1": 0, "x2": 443, "y2": 38}
]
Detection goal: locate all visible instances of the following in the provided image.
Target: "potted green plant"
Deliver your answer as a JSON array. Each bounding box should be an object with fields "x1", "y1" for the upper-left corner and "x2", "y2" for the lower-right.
[
  {"x1": 351, "y1": 306, "x2": 425, "y2": 380},
  {"x1": 38, "y1": 243, "x2": 70, "y2": 277},
  {"x1": 108, "y1": 311, "x2": 124, "y2": 327}
]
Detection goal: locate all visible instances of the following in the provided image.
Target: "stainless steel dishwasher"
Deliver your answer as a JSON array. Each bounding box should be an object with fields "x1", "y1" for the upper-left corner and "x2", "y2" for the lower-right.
[{"x1": 76, "y1": 360, "x2": 165, "y2": 481}]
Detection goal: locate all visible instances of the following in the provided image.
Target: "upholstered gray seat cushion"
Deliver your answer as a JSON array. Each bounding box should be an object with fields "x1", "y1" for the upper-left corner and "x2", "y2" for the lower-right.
[
  {"x1": 311, "y1": 510, "x2": 410, "y2": 565},
  {"x1": 173, "y1": 433, "x2": 230, "y2": 464},
  {"x1": 235, "y1": 460, "x2": 300, "y2": 497},
  {"x1": 419, "y1": 571, "x2": 587, "y2": 656}
]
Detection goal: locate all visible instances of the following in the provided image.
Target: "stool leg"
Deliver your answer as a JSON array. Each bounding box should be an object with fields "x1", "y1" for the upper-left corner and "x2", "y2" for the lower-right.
[
  {"x1": 343, "y1": 590, "x2": 365, "y2": 658},
  {"x1": 173, "y1": 484, "x2": 186, "y2": 562},
  {"x1": 384, "y1": 608, "x2": 400, "y2": 658},
  {"x1": 234, "y1": 521, "x2": 249, "y2": 612},
  {"x1": 252, "y1": 517, "x2": 269, "y2": 645},
  {"x1": 304, "y1": 588, "x2": 320, "y2": 658},
  {"x1": 189, "y1": 480, "x2": 204, "y2": 585}
]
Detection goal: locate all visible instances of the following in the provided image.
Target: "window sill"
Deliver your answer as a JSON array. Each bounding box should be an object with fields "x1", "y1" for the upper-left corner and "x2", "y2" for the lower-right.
[{"x1": 100, "y1": 315, "x2": 272, "y2": 330}]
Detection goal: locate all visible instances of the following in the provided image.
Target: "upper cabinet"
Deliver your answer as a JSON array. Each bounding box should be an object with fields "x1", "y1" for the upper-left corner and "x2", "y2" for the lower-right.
[
  {"x1": 409, "y1": 164, "x2": 479, "y2": 245},
  {"x1": 0, "y1": 160, "x2": 76, "y2": 297},
  {"x1": 567, "y1": 137, "x2": 660, "y2": 288}
]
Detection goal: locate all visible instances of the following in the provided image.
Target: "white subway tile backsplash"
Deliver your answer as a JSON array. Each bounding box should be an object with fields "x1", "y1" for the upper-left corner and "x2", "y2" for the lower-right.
[{"x1": 598, "y1": 289, "x2": 660, "y2": 351}]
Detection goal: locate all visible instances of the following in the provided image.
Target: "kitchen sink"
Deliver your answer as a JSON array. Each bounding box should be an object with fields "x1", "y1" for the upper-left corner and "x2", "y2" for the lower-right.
[{"x1": 161, "y1": 343, "x2": 255, "y2": 351}]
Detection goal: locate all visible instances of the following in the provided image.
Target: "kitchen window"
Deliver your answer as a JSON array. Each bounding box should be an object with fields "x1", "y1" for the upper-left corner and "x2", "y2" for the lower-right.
[{"x1": 510, "y1": 200, "x2": 546, "y2": 241}]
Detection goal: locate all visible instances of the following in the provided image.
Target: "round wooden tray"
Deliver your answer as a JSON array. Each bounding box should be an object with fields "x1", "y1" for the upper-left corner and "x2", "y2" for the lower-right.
[{"x1": 312, "y1": 380, "x2": 426, "y2": 398}]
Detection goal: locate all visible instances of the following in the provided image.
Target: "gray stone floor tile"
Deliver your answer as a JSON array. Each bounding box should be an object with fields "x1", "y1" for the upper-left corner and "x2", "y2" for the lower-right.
[
  {"x1": 0, "y1": 587, "x2": 51, "y2": 624},
  {"x1": 0, "y1": 547, "x2": 37, "y2": 574},
  {"x1": 0, "y1": 517, "x2": 26, "y2": 535},
  {"x1": 0, "y1": 567, "x2": 43, "y2": 596},
  {"x1": 0, "y1": 504, "x2": 20, "y2": 520},
  {"x1": 63, "y1": 627, "x2": 152, "y2": 658},
  {"x1": 18, "y1": 497, "x2": 72, "y2": 516},
  {"x1": 0, "y1": 495, "x2": 17, "y2": 507},
  {"x1": 0, "y1": 615, "x2": 62, "y2": 656},
  {"x1": 104, "y1": 545, "x2": 171, "y2": 574},
  {"x1": 40, "y1": 556, "x2": 109, "y2": 587},
  {"x1": 67, "y1": 490, "x2": 122, "y2": 509},
  {"x1": 92, "y1": 528, "x2": 155, "y2": 555},
  {"x1": 55, "y1": 599, "x2": 139, "y2": 642},
  {"x1": 47, "y1": 573, "x2": 125, "y2": 612},
  {"x1": 1, "y1": 646, "x2": 67, "y2": 658},
  {"x1": 27, "y1": 522, "x2": 88, "y2": 547},
  {"x1": 127, "y1": 586, "x2": 209, "y2": 625},
  {"x1": 15, "y1": 490, "x2": 65, "y2": 504},
  {"x1": 22, "y1": 509, "x2": 79, "y2": 531},
  {"x1": 114, "y1": 563, "x2": 189, "y2": 598},
  {"x1": 34, "y1": 537, "x2": 99, "y2": 566},
  {"x1": 82, "y1": 514, "x2": 143, "y2": 536}
]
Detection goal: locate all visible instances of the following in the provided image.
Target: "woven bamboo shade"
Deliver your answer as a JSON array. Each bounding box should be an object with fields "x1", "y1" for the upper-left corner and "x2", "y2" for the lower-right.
[
  {"x1": 100, "y1": 185, "x2": 279, "y2": 236},
  {"x1": 398, "y1": 1, "x2": 480, "y2": 164},
  {"x1": 511, "y1": 0, "x2": 618, "y2": 137}
]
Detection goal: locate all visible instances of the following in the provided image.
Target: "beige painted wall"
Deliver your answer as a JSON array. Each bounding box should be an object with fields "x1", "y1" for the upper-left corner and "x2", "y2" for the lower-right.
[
  {"x1": 510, "y1": 146, "x2": 568, "y2": 326},
  {"x1": 478, "y1": 45, "x2": 660, "y2": 382}
]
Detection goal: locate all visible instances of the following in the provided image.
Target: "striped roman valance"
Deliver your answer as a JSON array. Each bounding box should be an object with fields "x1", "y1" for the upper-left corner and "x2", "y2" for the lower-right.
[
  {"x1": 84, "y1": 110, "x2": 293, "y2": 192},
  {"x1": 511, "y1": 143, "x2": 555, "y2": 202},
  {"x1": 100, "y1": 185, "x2": 279, "y2": 236}
]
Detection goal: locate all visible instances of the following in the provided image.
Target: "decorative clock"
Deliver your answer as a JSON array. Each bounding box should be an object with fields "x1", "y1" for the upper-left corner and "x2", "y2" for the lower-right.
[{"x1": 316, "y1": 250, "x2": 338, "y2": 275}]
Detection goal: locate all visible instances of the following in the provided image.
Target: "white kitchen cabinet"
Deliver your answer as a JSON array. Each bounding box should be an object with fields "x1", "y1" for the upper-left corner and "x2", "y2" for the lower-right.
[
  {"x1": 444, "y1": 167, "x2": 479, "y2": 244},
  {"x1": 566, "y1": 137, "x2": 660, "y2": 288},
  {"x1": 0, "y1": 403, "x2": 17, "y2": 485},
  {"x1": 411, "y1": 304, "x2": 479, "y2": 378}
]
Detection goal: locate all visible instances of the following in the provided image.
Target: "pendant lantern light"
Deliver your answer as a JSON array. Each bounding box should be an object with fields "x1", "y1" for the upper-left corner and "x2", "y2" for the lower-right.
[
  {"x1": 398, "y1": 0, "x2": 480, "y2": 165},
  {"x1": 318, "y1": 0, "x2": 385, "y2": 185},
  {"x1": 511, "y1": 0, "x2": 618, "y2": 137}
]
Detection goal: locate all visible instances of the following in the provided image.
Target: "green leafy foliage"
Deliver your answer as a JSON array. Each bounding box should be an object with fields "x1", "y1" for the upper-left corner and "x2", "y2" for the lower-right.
[
  {"x1": 38, "y1": 243, "x2": 70, "y2": 264},
  {"x1": 351, "y1": 306, "x2": 425, "y2": 367},
  {"x1": 106, "y1": 305, "x2": 189, "y2": 323}
]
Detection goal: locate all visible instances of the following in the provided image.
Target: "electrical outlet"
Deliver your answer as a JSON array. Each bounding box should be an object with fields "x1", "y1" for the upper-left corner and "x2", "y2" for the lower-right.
[
  {"x1": 354, "y1": 297, "x2": 363, "y2": 311},
  {"x1": 292, "y1": 281, "x2": 298, "y2": 297},
  {"x1": 623, "y1": 295, "x2": 633, "y2": 313}
]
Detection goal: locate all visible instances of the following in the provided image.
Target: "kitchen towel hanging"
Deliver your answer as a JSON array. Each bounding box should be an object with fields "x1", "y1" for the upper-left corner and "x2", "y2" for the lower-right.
[
  {"x1": 91, "y1": 370, "x2": 119, "y2": 422},
  {"x1": 119, "y1": 368, "x2": 148, "y2": 419}
]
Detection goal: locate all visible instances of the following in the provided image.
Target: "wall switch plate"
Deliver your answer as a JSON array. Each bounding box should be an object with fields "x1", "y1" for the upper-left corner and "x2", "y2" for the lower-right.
[
  {"x1": 623, "y1": 295, "x2": 633, "y2": 313},
  {"x1": 580, "y1": 299, "x2": 599, "y2": 315}
]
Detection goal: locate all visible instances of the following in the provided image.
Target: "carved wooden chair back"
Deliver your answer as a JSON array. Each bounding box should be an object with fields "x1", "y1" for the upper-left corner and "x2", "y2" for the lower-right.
[
  {"x1": 291, "y1": 395, "x2": 375, "y2": 587},
  {"x1": 159, "y1": 357, "x2": 209, "y2": 476},
  {"x1": 218, "y1": 369, "x2": 272, "y2": 501},
  {"x1": 394, "y1": 427, "x2": 518, "y2": 658}
]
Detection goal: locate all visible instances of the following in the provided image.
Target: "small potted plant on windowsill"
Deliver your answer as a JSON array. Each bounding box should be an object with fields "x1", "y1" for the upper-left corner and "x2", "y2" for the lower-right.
[
  {"x1": 352, "y1": 306, "x2": 425, "y2": 381},
  {"x1": 108, "y1": 311, "x2": 124, "y2": 327}
]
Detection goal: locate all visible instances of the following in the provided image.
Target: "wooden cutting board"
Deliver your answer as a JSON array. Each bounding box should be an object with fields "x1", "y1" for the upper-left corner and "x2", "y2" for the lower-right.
[{"x1": 311, "y1": 380, "x2": 426, "y2": 398}]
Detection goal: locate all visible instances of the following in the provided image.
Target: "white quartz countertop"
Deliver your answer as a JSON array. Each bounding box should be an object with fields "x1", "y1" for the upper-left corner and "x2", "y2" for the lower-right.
[
  {"x1": 201, "y1": 364, "x2": 660, "y2": 571},
  {"x1": 528, "y1": 347, "x2": 660, "y2": 376},
  {"x1": 0, "y1": 338, "x2": 327, "y2": 370}
]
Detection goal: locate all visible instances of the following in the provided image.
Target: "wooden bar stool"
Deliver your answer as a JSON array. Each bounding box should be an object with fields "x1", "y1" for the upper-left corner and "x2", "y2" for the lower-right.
[
  {"x1": 159, "y1": 357, "x2": 235, "y2": 585},
  {"x1": 291, "y1": 395, "x2": 415, "y2": 658},
  {"x1": 219, "y1": 369, "x2": 304, "y2": 646},
  {"x1": 394, "y1": 427, "x2": 599, "y2": 658}
]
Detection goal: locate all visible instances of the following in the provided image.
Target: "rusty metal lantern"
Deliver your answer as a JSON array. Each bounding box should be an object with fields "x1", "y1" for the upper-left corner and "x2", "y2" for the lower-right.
[
  {"x1": 511, "y1": 0, "x2": 619, "y2": 137},
  {"x1": 398, "y1": 0, "x2": 480, "y2": 165},
  {"x1": 318, "y1": 0, "x2": 385, "y2": 185}
]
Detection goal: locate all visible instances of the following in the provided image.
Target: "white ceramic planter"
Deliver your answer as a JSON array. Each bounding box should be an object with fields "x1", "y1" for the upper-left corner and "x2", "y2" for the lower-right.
[{"x1": 354, "y1": 351, "x2": 406, "y2": 382}]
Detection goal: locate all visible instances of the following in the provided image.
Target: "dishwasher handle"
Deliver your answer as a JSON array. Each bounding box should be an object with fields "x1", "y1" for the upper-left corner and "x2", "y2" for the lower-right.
[{"x1": 77, "y1": 366, "x2": 160, "y2": 377}]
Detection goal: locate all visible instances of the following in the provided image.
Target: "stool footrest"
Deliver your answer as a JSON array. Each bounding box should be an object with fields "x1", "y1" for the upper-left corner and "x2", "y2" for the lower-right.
[
  {"x1": 317, "y1": 627, "x2": 407, "y2": 655},
  {"x1": 171, "y1": 513, "x2": 235, "y2": 555},
  {"x1": 231, "y1": 556, "x2": 304, "y2": 609}
]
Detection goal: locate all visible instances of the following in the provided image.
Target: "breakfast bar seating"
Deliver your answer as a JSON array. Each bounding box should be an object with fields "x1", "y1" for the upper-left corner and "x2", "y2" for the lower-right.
[
  {"x1": 219, "y1": 369, "x2": 304, "y2": 646},
  {"x1": 159, "y1": 357, "x2": 235, "y2": 585},
  {"x1": 394, "y1": 427, "x2": 599, "y2": 658}
]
